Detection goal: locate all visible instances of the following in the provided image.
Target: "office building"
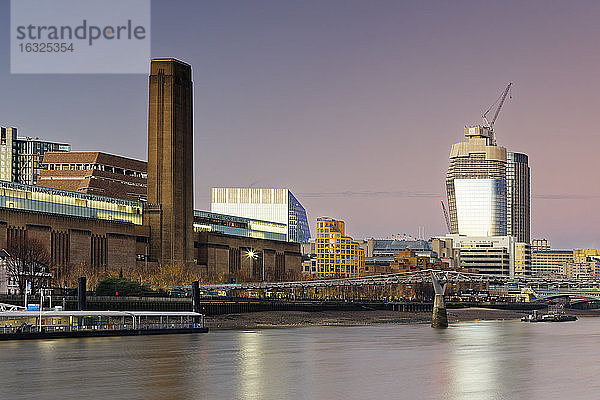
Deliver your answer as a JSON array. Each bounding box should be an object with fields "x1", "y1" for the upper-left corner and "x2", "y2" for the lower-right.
[
  {"x1": 514, "y1": 241, "x2": 532, "y2": 276},
  {"x1": 353, "y1": 238, "x2": 432, "y2": 271},
  {"x1": 0, "y1": 127, "x2": 70, "y2": 185},
  {"x1": 446, "y1": 126, "x2": 531, "y2": 242},
  {"x1": 435, "y1": 234, "x2": 531, "y2": 276},
  {"x1": 565, "y1": 261, "x2": 596, "y2": 281},
  {"x1": 211, "y1": 188, "x2": 310, "y2": 243},
  {"x1": 363, "y1": 249, "x2": 448, "y2": 276},
  {"x1": 431, "y1": 236, "x2": 460, "y2": 268},
  {"x1": 38, "y1": 151, "x2": 147, "y2": 201},
  {"x1": 316, "y1": 217, "x2": 364, "y2": 278},
  {"x1": 506, "y1": 152, "x2": 530, "y2": 243},
  {"x1": 446, "y1": 126, "x2": 507, "y2": 237},
  {"x1": 573, "y1": 249, "x2": 600, "y2": 263},
  {"x1": 531, "y1": 239, "x2": 551, "y2": 251},
  {"x1": 531, "y1": 249, "x2": 573, "y2": 277}
]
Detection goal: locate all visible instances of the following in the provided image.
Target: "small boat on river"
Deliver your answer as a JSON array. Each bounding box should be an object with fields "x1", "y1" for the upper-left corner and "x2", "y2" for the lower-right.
[{"x1": 521, "y1": 310, "x2": 577, "y2": 323}]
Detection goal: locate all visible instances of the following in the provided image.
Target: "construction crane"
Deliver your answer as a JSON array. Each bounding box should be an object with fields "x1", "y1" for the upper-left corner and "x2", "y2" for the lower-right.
[
  {"x1": 440, "y1": 199, "x2": 451, "y2": 233},
  {"x1": 482, "y1": 82, "x2": 512, "y2": 144}
]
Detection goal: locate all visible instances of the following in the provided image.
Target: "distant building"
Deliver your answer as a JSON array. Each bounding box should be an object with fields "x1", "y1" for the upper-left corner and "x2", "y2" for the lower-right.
[
  {"x1": 38, "y1": 151, "x2": 147, "y2": 201},
  {"x1": 573, "y1": 249, "x2": 600, "y2": 263},
  {"x1": 301, "y1": 256, "x2": 317, "y2": 276},
  {"x1": 363, "y1": 249, "x2": 448, "y2": 276},
  {"x1": 316, "y1": 217, "x2": 364, "y2": 278},
  {"x1": 300, "y1": 241, "x2": 317, "y2": 276},
  {"x1": 431, "y1": 237, "x2": 460, "y2": 269},
  {"x1": 357, "y1": 238, "x2": 431, "y2": 258},
  {"x1": 211, "y1": 188, "x2": 310, "y2": 243},
  {"x1": 531, "y1": 239, "x2": 551, "y2": 252},
  {"x1": 531, "y1": 249, "x2": 572, "y2": 277},
  {"x1": 0, "y1": 127, "x2": 70, "y2": 185},
  {"x1": 531, "y1": 248, "x2": 600, "y2": 280},
  {"x1": 354, "y1": 238, "x2": 432, "y2": 271},
  {"x1": 506, "y1": 152, "x2": 530, "y2": 243},
  {"x1": 565, "y1": 261, "x2": 596, "y2": 281},
  {"x1": 435, "y1": 235, "x2": 531, "y2": 276}
]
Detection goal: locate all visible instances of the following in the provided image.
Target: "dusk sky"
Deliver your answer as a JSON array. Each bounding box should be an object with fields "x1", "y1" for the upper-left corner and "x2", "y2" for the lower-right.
[{"x1": 1, "y1": 0, "x2": 599, "y2": 249}]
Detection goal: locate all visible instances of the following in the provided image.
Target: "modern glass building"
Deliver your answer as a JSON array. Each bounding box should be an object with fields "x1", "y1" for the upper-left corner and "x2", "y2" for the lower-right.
[
  {"x1": 316, "y1": 217, "x2": 364, "y2": 278},
  {"x1": 0, "y1": 180, "x2": 142, "y2": 225},
  {"x1": 0, "y1": 127, "x2": 70, "y2": 185},
  {"x1": 211, "y1": 188, "x2": 310, "y2": 243},
  {"x1": 446, "y1": 126, "x2": 531, "y2": 243},
  {"x1": 506, "y1": 152, "x2": 530, "y2": 243},
  {"x1": 193, "y1": 210, "x2": 287, "y2": 242},
  {"x1": 454, "y1": 178, "x2": 506, "y2": 236},
  {"x1": 446, "y1": 126, "x2": 507, "y2": 237}
]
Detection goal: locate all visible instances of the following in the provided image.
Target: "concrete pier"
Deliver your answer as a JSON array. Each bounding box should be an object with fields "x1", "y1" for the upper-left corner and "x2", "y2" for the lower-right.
[{"x1": 431, "y1": 272, "x2": 448, "y2": 329}]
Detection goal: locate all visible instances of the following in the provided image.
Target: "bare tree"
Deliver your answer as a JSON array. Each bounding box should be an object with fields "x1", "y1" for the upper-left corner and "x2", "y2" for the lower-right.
[{"x1": 6, "y1": 237, "x2": 51, "y2": 295}]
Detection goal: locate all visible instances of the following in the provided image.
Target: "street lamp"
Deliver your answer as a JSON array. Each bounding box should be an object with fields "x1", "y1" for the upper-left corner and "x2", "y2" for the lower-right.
[{"x1": 246, "y1": 249, "x2": 264, "y2": 282}]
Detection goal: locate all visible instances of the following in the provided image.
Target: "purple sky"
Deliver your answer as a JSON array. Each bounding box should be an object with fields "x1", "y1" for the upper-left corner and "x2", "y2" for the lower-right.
[{"x1": 1, "y1": 0, "x2": 599, "y2": 249}]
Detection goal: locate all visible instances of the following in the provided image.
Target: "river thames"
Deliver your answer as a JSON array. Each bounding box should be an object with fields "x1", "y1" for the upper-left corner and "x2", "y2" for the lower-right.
[{"x1": 1, "y1": 317, "x2": 599, "y2": 399}]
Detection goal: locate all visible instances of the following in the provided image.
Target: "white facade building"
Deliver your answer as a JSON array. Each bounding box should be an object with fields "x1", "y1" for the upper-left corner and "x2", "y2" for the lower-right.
[
  {"x1": 211, "y1": 188, "x2": 310, "y2": 243},
  {"x1": 437, "y1": 234, "x2": 531, "y2": 277}
]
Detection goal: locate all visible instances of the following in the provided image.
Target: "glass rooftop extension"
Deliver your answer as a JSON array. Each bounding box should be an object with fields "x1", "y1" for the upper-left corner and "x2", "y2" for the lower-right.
[
  {"x1": 0, "y1": 180, "x2": 143, "y2": 225},
  {"x1": 194, "y1": 210, "x2": 288, "y2": 242}
]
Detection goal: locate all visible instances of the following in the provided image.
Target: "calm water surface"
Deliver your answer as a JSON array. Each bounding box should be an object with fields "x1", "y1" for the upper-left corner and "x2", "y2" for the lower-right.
[{"x1": 1, "y1": 318, "x2": 599, "y2": 400}]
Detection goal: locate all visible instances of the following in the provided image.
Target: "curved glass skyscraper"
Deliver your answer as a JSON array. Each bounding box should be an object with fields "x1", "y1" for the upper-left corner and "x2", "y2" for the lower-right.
[
  {"x1": 446, "y1": 126, "x2": 507, "y2": 237},
  {"x1": 446, "y1": 126, "x2": 530, "y2": 243}
]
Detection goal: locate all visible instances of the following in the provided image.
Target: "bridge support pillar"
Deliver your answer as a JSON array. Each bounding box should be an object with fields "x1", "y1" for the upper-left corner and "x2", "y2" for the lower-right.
[{"x1": 431, "y1": 272, "x2": 448, "y2": 329}]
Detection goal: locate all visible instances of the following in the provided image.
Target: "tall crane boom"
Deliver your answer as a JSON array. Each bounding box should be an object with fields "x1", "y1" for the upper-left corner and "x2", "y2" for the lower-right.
[
  {"x1": 440, "y1": 199, "x2": 451, "y2": 233},
  {"x1": 482, "y1": 82, "x2": 512, "y2": 131}
]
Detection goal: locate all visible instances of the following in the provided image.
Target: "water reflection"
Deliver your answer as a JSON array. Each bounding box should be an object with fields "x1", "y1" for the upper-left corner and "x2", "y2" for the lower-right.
[
  {"x1": 237, "y1": 331, "x2": 265, "y2": 399},
  {"x1": 2, "y1": 320, "x2": 600, "y2": 399}
]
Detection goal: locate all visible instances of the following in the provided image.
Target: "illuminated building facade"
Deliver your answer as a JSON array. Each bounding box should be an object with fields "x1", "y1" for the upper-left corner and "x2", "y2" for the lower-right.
[
  {"x1": 446, "y1": 126, "x2": 531, "y2": 243},
  {"x1": 193, "y1": 210, "x2": 287, "y2": 242},
  {"x1": 446, "y1": 126, "x2": 507, "y2": 237},
  {"x1": 316, "y1": 217, "x2": 364, "y2": 278},
  {"x1": 0, "y1": 180, "x2": 142, "y2": 225},
  {"x1": 211, "y1": 188, "x2": 310, "y2": 243}
]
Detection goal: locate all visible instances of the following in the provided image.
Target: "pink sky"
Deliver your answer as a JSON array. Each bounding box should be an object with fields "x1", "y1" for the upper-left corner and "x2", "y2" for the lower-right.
[{"x1": 1, "y1": 0, "x2": 598, "y2": 249}]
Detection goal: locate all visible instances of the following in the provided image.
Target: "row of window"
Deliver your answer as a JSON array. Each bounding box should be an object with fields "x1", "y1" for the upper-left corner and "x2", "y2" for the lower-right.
[{"x1": 45, "y1": 163, "x2": 146, "y2": 178}]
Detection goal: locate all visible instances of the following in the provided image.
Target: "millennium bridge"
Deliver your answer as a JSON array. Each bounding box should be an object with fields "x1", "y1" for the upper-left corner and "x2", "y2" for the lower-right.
[{"x1": 199, "y1": 269, "x2": 600, "y2": 303}]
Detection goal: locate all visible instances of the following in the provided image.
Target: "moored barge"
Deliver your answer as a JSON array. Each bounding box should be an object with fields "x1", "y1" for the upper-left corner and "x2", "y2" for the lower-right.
[{"x1": 0, "y1": 310, "x2": 208, "y2": 340}]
